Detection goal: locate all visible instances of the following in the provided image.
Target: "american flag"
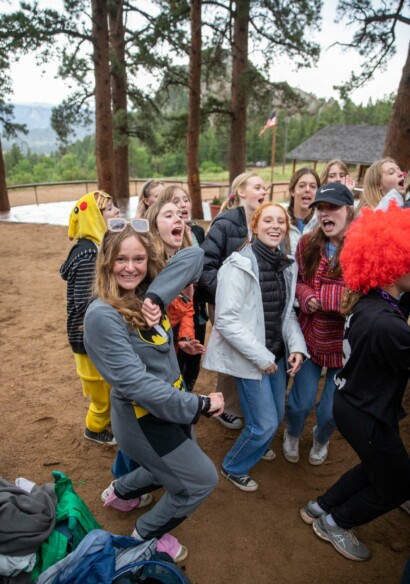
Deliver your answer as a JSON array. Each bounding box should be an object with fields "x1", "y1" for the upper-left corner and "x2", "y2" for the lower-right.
[{"x1": 259, "y1": 111, "x2": 277, "y2": 137}]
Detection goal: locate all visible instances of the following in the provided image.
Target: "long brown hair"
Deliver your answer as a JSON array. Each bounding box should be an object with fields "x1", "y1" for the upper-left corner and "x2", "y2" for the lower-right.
[
  {"x1": 300, "y1": 206, "x2": 356, "y2": 279},
  {"x1": 340, "y1": 289, "x2": 363, "y2": 316},
  {"x1": 145, "y1": 199, "x2": 191, "y2": 275},
  {"x1": 136, "y1": 180, "x2": 165, "y2": 218},
  {"x1": 94, "y1": 225, "x2": 162, "y2": 329},
  {"x1": 287, "y1": 168, "x2": 320, "y2": 227},
  {"x1": 320, "y1": 159, "x2": 349, "y2": 185}
]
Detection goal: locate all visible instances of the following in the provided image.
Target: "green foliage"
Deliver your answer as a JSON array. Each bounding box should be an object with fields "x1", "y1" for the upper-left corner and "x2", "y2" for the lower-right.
[{"x1": 3, "y1": 93, "x2": 393, "y2": 186}]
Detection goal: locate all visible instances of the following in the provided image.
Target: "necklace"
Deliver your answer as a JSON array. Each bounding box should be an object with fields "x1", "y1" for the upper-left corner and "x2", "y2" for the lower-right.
[{"x1": 375, "y1": 287, "x2": 400, "y2": 311}]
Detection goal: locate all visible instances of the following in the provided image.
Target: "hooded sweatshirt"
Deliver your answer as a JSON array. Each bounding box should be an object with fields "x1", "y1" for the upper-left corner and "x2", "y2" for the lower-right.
[{"x1": 60, "y1": 192, "x2": 110, "y2": 353}]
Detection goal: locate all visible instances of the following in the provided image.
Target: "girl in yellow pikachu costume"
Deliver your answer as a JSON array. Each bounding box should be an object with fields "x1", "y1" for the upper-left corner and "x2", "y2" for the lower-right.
[{"x1": 60, "y1": 191, "x2": 119, "y2": 445}]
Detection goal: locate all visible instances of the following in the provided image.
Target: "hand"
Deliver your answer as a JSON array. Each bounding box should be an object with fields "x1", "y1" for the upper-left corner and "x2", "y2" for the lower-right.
[
  {"x1": 181, "y1": 284, "x2": 194, "y2": 300},
  {"x1": 307, "y1": 297, "x2": 321, "y2": 313},
  {"x1": 341, "y1": 175, "x2": 356, "y2": 191},
  {"x1": 142, "y1": 298, "x2": 162, "y2": 327},
  {"x1": 287, "y1": 352, "x2": 304, "y2": 376},
  {"x1": 178, "y1": 339, "x2": 206, "y2": 355},
  {"x1": 263, "y1": 362, "x2": 278, "y2": 375},
  {"x1": 207, "y1": 392, "x2": 225, "y2": 417}
]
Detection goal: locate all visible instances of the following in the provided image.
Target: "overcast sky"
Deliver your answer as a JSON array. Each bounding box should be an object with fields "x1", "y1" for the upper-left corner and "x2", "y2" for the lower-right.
[{"x1": 7, "y1": 0, "x2": 410, "y2": 106}]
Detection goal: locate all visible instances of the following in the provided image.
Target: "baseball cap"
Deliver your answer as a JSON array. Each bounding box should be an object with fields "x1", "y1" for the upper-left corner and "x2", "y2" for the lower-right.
[{"x1": 309, "y1": 182, "x2": 354, "y2": 208}]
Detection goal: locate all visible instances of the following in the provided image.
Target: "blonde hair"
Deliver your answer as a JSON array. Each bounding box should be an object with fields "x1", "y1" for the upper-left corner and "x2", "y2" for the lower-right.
[
  {"x1": 220, "y1": 172, "x2": 260, "y2": 213},
  {"x1": 359, "y1": 157, "x2": 397, "y2": 209},
  {"x1": 136, "y1": 180, "x2": 165, "y2": 218},
  {"x1": 145, "y1": 199, "x2": 191, "y2": 274},
  {"x1": 94, "y1": 226, "x2": 162, "y2": 329},
  {"x1": 320, "y1": 159, "x2": 349, "y2": 185}
]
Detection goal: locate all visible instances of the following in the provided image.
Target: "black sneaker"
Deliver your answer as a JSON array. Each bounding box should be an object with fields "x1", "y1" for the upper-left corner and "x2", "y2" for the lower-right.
[
  {"x1": 216, "y1": 412, "x2": 243, "y2": 430},
  {"x1": 221, "y1": 468, "x2": 258, "y2": 492},
  {"x1": 84, "y1": 428, "x2": 117, "y2": 446}
]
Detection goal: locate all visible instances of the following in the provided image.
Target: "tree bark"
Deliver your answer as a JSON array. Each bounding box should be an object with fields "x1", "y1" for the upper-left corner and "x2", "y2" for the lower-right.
[
  {"x1": 383, "y1": 42, "x2": 410, "y2": 172},
  {"x1": 229, "y1": 0, "x2": 250, "y2": 186},
  {"x1": 91, "y1": 0, "x2": 114, "y2": 195},
  {"x1": 0, "y1": 138, "x2": 10, "y2": 212},
  {"x1": 109, "y1": 0, "x2": 129, "y2": 200},
  {"x1": 186, "y1": 0, "x2": 203, "y2": 219}
]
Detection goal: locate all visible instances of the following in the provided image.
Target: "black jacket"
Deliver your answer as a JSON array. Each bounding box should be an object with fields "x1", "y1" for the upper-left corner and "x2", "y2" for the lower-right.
[{"x1": 198, "y1": 207, "x2": 248, "y2": 304}]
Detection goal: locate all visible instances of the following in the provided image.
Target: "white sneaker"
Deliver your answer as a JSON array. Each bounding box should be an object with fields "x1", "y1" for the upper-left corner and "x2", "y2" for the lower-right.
[
  {"x1": 282, "y1": 428, "x2": 300, "y2": 463},
  {"x1": 308, "y1": 426, "x2": 329, "y2": 466}
]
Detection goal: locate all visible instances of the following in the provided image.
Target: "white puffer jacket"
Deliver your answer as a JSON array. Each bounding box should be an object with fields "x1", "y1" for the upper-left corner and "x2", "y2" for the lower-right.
[{"x1": 203, "y1": 244, "x2": 308, "y2": 380}]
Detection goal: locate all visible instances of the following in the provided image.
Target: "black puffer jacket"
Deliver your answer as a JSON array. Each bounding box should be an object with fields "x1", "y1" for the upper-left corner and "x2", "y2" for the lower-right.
[{"x1": 198, "y1": 206, "x2": 248, "y2": 304}]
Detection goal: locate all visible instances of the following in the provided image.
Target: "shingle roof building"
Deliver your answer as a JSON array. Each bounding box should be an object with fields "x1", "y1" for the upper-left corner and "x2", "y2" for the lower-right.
[{"x1": 286, "y1": 124, "x2": 387, "y2": 166}]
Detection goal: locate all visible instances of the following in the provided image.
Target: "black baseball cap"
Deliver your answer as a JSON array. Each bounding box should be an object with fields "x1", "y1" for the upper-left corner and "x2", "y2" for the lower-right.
[{"x1": 309, "y1": 182, "x2": 354, "y2": 208}]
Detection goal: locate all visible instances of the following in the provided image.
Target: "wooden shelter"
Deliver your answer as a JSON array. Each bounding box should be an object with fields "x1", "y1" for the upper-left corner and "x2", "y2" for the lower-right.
[{"x1": 286, "y1": 124, "x2": 387, "y2": 181}]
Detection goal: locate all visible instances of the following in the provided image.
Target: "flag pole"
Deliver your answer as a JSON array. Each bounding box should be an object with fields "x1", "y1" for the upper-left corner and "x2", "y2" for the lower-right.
[{"x1": 269, "y1": 123, "x2": 277, "y2": 201}]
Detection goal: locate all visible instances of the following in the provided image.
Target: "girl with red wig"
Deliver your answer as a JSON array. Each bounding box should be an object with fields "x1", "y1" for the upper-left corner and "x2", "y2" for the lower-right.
[{"x1": 300, "y1": 203, "x2": 410, "y2": 562}]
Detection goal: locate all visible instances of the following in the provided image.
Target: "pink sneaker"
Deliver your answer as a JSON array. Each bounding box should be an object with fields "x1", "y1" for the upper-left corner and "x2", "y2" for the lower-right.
[
  {"x1": 101, "y1": 481, "x2": 153, "y2": 512},
  {"x1": 156, "y1": 533, "x2": 188, "y2": 563}
]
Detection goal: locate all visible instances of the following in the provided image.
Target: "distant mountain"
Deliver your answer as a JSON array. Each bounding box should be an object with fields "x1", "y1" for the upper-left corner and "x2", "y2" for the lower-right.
[{"x1": 2, "y1": 103, "x2": 94, "y2": 154}]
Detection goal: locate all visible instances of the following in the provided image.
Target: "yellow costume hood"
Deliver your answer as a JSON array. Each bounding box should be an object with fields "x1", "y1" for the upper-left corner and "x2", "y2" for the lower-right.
[{"x1": 68, "y1": 191, "x2": 111, "y2": 245}]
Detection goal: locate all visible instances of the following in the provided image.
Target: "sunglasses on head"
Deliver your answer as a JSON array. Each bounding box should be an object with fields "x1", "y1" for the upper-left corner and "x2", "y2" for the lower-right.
[{"x1": 107, "y1": 218, "x2": 149, "y2": 233}]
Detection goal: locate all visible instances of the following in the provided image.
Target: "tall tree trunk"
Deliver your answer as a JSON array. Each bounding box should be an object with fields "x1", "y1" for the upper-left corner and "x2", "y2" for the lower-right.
[
  {"x1": 383, "y1": 42, "x2": 410, "y2": 172},
  {"x1": 91, "y1": 0, "x2": 114, "y2": 195},
  {"x1": 186, "y1": 0, "x2": 203, "y2": 219},
  {"x1": 0, "y1": 138, "x2": 10, "y2": 212},
  {"x1": 109, "y1": 0, "x2": 129, "y2": 200},
  {"x1": 229, "y1": 0, "x2": 250, "y2": 186}
]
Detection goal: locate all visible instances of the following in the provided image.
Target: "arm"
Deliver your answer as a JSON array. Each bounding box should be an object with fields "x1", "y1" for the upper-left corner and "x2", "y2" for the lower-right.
[
  {"x1": 319, "y1": 282, "x2": 345, "y2": 313},
  {"x1": 198, "y1": 221, "x2": 228, "y2": 303},
  {"x1": 145, "y1": 247, "x2": 204, "y2": 310},
  {"x1": 214, "y1": 261, "x2": 275, "y2": 371},
  {"x1": 73, "y1": 254, "x2": 96, "y2": 315},
  {"x1": 84, "y1": 302, "x2": 202, "y2": 425},
  {"x1": 295, "y1": 240, "x2": 317, "y2": 313}
]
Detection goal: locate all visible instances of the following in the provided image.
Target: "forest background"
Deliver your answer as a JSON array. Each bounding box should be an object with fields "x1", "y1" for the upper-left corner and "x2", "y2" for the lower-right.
[{"x1": 0, "y1": 0, "x2": 409, "y2": 216}]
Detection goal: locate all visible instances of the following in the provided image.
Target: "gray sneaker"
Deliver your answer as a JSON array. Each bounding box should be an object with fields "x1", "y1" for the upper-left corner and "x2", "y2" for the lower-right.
[
  {"x1": 300, "y1": 500, "x2": 322, "y2": 525},
  {"x1": 308, "y1": 426, "x2": 329, "y2": 465},
  {"x1": 312, "y1": 514, "x2": 371, "y2": 561},
  {"x1": 400, "y1": 500, "x2": 410, "y2": 516},
  {"x1": 282, "y1": 428, "x2": 300, "y2": 463}
]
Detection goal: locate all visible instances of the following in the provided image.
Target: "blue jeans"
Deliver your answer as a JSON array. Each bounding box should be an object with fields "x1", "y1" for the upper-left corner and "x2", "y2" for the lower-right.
[
  {"x1": 286, "y1": 359, "x2": 339, "y2": 445},
  {"x1": 222, "y1": 358, "x2": 287, "y2": 476}
]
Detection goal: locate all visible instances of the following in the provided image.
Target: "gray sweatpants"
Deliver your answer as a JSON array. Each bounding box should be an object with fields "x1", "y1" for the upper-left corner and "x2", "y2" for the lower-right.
[{"x1": 111, "y1": 397, "x2": 218, "y2": 540}]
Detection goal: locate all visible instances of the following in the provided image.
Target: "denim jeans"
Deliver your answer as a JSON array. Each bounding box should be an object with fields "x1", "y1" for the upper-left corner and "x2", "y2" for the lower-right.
[
  {"x1": 222, "y1": 358, "x2": 287, "y2": 476},
  {"x1": 286, "y1": 359, "x2": 339, "y2": 445}
]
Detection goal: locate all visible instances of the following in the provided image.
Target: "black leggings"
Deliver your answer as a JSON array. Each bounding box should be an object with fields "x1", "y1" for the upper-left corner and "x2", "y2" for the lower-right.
[{"x1": 317, "y1": 391, "x2": 410, "y2": 529}]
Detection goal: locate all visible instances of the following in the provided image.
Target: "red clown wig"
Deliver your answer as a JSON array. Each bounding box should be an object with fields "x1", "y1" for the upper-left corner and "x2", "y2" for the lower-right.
[{"x1": 340, "y1": 203, "x2": 410, "y2": 294}]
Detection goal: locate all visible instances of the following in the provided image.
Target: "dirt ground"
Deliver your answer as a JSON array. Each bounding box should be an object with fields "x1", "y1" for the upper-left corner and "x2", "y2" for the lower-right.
[{"x1": 0, "y1": 219, "x2": 409, "y2": 584}]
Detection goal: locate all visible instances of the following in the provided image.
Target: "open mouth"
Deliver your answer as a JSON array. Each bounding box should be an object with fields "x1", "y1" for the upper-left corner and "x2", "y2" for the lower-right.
[
  {"x1": 322, "y1": 219, "x2": 335, "y2": 231},
  {"x1": 171, "y1": 226, "x2": 183, "y2": 237},
  {"x1": 258, "y1": 197, "x2": 265, "y2": 204},
  {"x1": 181, "y1": 210, "x2": 189, "y2": 218}
]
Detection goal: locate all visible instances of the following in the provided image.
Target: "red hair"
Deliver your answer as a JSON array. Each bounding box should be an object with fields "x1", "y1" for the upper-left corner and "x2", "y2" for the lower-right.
[{"x1": 340, "y1": 203, "x2": 410, "y2": 293}]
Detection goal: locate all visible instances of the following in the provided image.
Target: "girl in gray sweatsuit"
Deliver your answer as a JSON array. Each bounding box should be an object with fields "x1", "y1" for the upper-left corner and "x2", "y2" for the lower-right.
[{"x1": 84, "y1": 225, "x2": 223, "y2": 556}]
